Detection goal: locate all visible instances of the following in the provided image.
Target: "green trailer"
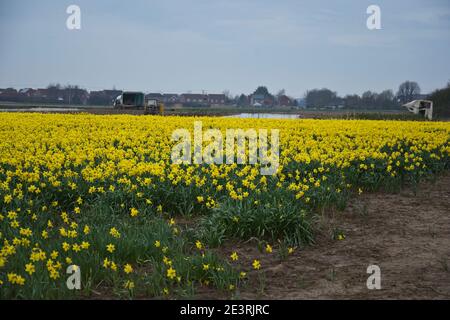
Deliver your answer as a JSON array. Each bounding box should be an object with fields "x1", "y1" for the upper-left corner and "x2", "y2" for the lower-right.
[{"x1": 113, "y1": 91, "x2": 145, "y2": 109}]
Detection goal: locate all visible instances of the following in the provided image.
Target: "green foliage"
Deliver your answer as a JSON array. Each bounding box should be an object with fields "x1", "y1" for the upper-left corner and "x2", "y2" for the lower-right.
[{"x1": 197, "y1": 193, "x2": 315, "y2": 247}]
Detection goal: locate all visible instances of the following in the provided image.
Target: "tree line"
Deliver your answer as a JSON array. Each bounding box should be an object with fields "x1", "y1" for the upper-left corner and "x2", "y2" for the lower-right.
[
  {"x1": 304, "y1": 81, "x2": 422, "y2": 109},
  {"x1": 0, "y1": 84, "x2": 124, "y2": 106},
  {"x1": 232, "y1": 81, "x2": 425, "y2": 110},
  {"x1": 3, "y1": 81, "x2": 449, "y2": 116},
  {"x1": 428, "y1": 81, "x2": 450, "y2": 118}
]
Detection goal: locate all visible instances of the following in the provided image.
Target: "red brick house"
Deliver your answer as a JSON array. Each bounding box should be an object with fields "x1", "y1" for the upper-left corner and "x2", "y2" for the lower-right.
[
  {"x1": 278, "y1": 95, "x2": 294, "y2": 106},
  {"x1": 207, "y1": 94, "x2": 227, "y2": 105},
  {"x1": 180, "y1": 94, "x2": 208, "y2": 105}
]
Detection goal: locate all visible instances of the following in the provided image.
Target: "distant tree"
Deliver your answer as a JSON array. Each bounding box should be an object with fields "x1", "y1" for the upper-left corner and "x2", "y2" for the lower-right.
[
  {"x1": 276, "y1": 89, "x2": 285, "y2": 97},
  {"x1": 305, "y1": 88, "x2": 338, "y2": 108},
  {"x1": 343, "y1": 94, "x2": 361, "y2": 109},
  {"x1": 397, "y1": 81, "x2": 421, "y2": 104},
  {"x1": 275, "y1": 89, "x2": 286, "y2": 105},
  {"x1": 0, "y1": 88, "x2": 19, "y2": 102},
  {"x1": 64, "y1": 85, "x2": 88, "y2": 105},
  {"x1": 343, "y1": 89, "x2": 398, "y2": 110},
  {"x1": 361, "y1": 91, "x2": 377, "y2": 108},
  {"x1": 429, "y1": 83, "x2": 450, "y2": 118},
  {"x1": 237, "y1": 94, "x2": 249, "y2": 107},
  {"x1": 47, "y1": 83, "x2": 62, "y2": 90},
  {"x1": 222, "y1": 90, "x2": 233, "y2": 101},
  {"x1": 378, "y1": 89, "x2": 394, "y2": 102},
  {"x1": 253, "y1": 86, "x2": 270, "y2": 97},
  {"x1": 377, "y1": 89, "x2": 397, "y2": 109},
  {"x1": 46, "y1": 83, "x2": 63, "y2": 102}
]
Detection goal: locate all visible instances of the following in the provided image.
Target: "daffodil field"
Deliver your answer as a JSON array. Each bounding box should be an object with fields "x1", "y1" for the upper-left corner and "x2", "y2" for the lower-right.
[{"x1": 0, "y1": 113, "x2": 449, "y2": 299}]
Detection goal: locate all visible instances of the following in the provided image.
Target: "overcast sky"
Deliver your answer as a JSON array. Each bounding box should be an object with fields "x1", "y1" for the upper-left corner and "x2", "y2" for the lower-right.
[{"x1": 0, "y1": 0, "x2": 449, "y2": 97}]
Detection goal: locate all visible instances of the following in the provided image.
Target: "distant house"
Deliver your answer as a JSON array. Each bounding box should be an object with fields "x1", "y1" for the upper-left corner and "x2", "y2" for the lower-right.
[
  {"x1": 19, "y1": 88, "x2": 35, "y2": 97},
  {"x1": 145, "y1": 93, "x2": 179, "y2": 105},
  {"x1": 296, "y1": 98, "x2": 306, "y2": 108},
  {"x1": 35, "y1": 89, "x2": 49, "y2": 99},
  {"x1": 263, "y1": 96, "x2": 275, "y2": 107},
  {"x1": 207, "y1": 94, "x2": 227, "y2": 105},
  {"x1": 250, "y1": 94, "x2": 265, "y2": 106},
  {"x1": 180, "y1": 94, "x2": 209, "y2": 106},
  {"x1": 144, "y1": 93, "x2": 228, "y2": 106},
  {"x1": 3, "y1": 88, "x2": 18, "y2": 95},
  {"x1": 0, "y1": 88, "x2": 19, "y2": 101},
  {"x1": 278, "y1": 95, "x2": 294, "y2": 107},
  {"x1": 250, "y1": 94, "x2": 275, "y2": 107},
  {"x1": 163, "y1": 94, "x2": 179, "y2": 104}
]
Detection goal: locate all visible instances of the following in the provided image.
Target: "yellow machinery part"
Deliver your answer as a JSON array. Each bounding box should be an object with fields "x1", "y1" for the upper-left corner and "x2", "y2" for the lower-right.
[{"x1": 158, "y1": 102, "x2": 165, "y2": 115}]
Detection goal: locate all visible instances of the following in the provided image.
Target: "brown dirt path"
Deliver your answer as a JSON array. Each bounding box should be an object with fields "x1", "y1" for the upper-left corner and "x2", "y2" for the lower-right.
[{"x1": 202, "y1": 174, "x2": 450, "y2": 299}]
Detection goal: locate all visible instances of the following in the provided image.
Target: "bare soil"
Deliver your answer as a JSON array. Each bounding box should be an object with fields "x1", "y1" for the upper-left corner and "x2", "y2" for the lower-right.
[{"x1": 199, "y1": 174, "x2": 450, "y2": 299}]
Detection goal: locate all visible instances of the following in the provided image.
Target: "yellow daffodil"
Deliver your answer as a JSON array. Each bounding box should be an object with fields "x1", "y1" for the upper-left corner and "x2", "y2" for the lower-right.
[
  {"x1": 230, "y1": 252, "x2": 239, "y2": 261},
  {"x1": 124, "y1": 264, "x2": 133, "y2": 274}
]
